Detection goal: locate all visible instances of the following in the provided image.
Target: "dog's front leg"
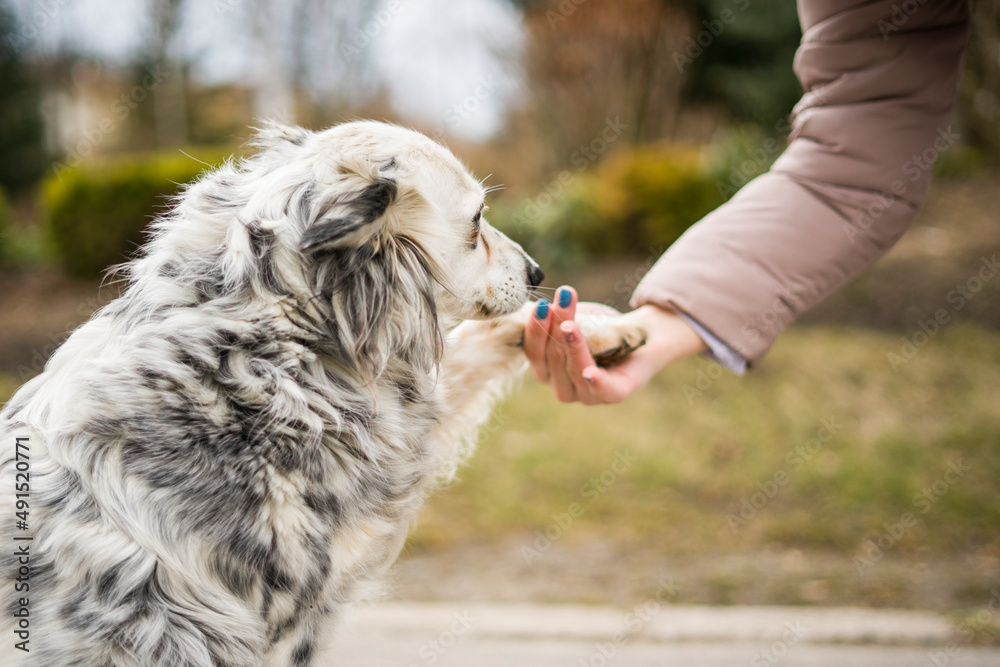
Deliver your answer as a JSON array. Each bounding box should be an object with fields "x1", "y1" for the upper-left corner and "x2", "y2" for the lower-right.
[
  {"x1": 430, "y1": 303, "x2": 648, "y2": 476},
  {"x1": 431, "y1": 306, "x2": 532, "y2": 474}
]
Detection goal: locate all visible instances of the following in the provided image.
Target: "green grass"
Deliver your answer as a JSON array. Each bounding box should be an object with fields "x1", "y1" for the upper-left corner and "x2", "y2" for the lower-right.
[{"x1": 408, "y1": 323, "x2": 1000, "y2": 562}]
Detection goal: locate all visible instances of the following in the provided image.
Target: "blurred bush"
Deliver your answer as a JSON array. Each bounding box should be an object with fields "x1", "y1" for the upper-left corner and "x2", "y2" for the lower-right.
[
  {"x1": 41, "y1": 150, "x2": 233, "y2": 277},
  {"x1": 500, "y1": 144, "x2": 722, "y2": 268},
  {"x1": 704, "y1": 124, "x2": 784, "y2": 200}
]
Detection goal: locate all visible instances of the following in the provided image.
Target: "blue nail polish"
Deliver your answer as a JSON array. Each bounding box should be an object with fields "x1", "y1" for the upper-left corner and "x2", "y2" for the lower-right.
[
  {"x1": 558, "y1": 288, "x2": 572, "y2": 309},
  {"x1": 535, "y1": 300, "x2": 549, "y2": 319}
]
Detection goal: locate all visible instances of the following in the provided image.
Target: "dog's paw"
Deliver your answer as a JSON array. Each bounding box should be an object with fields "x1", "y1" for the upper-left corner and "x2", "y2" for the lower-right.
[{"x1": 578, "y1": 314, "x2": 647, "y2": 367}]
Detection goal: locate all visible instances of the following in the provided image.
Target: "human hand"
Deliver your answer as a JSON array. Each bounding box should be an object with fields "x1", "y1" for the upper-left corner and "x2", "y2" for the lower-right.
[{"x1": 523, "y1": 286, "x2": 707, "y2": 405}]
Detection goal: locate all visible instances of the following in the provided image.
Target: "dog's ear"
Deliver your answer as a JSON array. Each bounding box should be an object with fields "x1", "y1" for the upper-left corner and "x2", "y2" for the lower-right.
[
  {"x1": 300, "y1": 178, "x2": 398, "y2": 253},
  {"x1": 252, "y1": 120, "x2": 311, "y2": 151}
]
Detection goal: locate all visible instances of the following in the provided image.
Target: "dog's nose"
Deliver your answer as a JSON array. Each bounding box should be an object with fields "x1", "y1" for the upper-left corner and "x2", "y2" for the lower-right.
[{"x1": 527, "y1": 263, "x2": 545, "y2": 288}]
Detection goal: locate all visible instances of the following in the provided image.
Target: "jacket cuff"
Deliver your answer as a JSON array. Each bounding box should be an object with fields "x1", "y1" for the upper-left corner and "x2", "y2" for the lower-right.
[{"x1": 676, "y1": 311, "x2": 749, "y2": 376}]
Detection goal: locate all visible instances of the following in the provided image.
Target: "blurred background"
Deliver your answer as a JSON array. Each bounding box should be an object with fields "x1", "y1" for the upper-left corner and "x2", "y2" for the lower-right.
[{"x1": 0, "y1": 0, "x2": 998, "y2": 637}]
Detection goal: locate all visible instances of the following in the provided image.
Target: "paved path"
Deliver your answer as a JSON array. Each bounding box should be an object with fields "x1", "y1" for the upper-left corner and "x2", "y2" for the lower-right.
[{"x1": 319, "y1": 601, "x2": 1000, "y2": 666}]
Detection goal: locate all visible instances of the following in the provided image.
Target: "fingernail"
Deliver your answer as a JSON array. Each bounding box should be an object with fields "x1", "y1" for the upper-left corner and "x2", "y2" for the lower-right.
[
  {"x1": 562, "y1": 328, "x2": 576, "y2": 344},
  {"x1": 582, "y1": 368, "x2": 597, "y2": 385},
  {"x1": 535, "y1": 299, "x2": 549, "y2": 319},
  {"x1": 558, "y1": 288, "x2": 572, "y2": 309}
]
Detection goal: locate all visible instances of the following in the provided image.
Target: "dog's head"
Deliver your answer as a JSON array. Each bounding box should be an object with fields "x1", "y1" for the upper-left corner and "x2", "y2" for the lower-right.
[
  {"x1": 287, "y1": 120, "x2": 544, "y2": 320},
  {"x1": 139, "y1": 120, "x2": 542, "y2": 375}
]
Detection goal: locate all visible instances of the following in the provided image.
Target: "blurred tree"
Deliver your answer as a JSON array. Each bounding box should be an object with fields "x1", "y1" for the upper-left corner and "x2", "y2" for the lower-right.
[
  {"x1": 680, "y1": 0, "x2": 802, "y2": 128},
  {"x1": 240, "y1": 0, "x2": 382, "y2": 125},
  {"x1": 148, "y1": 0, "x2": 188, "y2": 148},
  {"x1": 0, "y1": 5, "x2": 47, "y2": 192},
  {"x1": 510, "y1": 0, "x2": 802, "y2": 172},
  {"x1": 515, "y1": 0, "x2": 692, "y2": 172}
]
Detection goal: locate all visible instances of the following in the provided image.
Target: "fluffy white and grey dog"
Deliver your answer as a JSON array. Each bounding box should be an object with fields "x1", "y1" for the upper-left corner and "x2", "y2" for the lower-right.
[{"x1": 0, "y1": 121, "x2": 643, "y2": 667}]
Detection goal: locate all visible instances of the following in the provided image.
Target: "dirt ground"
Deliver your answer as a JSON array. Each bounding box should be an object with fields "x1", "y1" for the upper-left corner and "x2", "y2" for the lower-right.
[
  {"x1": 0, "y1": 271, "x2": 119, "y2": 380},
  {"x1": 391, "y1": 536, "x2": 998, "y2": 612}
]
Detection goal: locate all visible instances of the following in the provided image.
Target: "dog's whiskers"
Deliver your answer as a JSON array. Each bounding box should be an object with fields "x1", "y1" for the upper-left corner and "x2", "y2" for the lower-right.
[{"x1": 527, "y1": 286, "x2": 558, "y2": 301}]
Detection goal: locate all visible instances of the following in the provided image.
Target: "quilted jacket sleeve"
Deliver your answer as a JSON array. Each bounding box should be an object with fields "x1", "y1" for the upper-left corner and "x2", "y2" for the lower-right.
[{"x1": 630, "y1": 0, "x2": 972, "y2": 367}]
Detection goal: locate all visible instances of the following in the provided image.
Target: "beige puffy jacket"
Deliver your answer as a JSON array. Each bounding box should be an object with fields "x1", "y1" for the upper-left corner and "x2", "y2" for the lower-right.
[{"x1": 631, "y1": 0, "x2": 972, "y2": 368}]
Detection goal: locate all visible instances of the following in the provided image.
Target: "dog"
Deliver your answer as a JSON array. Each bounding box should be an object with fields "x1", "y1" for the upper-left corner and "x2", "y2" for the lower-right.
[{"x1": 0, "y1": 120, "x2": 644, "y2": 666}]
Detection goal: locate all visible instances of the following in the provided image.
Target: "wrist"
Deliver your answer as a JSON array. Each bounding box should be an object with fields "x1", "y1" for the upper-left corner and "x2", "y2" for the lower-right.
[{"x1": 628, "y1": 304, "x2": 707, "y2": 372}]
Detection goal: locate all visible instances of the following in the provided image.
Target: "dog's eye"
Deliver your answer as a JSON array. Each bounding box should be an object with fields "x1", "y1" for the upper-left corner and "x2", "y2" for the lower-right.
[{"x1": 469, "y1": 208, "x2": 483, "y2": 249}]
